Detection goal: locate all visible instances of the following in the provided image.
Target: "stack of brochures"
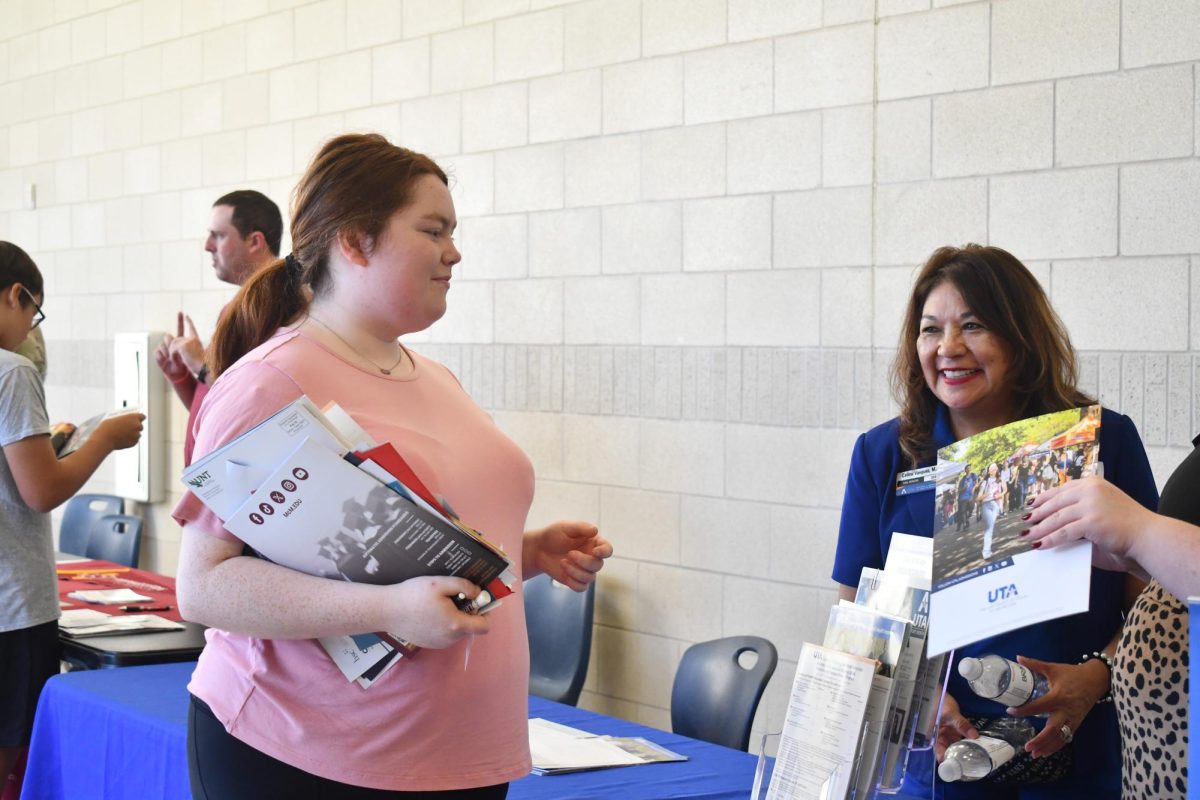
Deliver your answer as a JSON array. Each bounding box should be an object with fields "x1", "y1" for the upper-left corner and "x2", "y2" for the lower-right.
[
  {"x1": 528, "y1": 719, "x2": 687, "y2": 776},
  {"x1": 180, "y1": 396, "x2": 517, "y2": 689},
  {"x1": 766, "y1": 534, "x2": 942, "y2": 800},
  {"x1": 59, "y1": 608, "x2": 185, "y2": 637}
]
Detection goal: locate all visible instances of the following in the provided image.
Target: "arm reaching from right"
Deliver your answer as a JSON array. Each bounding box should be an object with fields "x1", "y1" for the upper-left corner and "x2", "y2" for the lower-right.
[
  {"x1": 1025, "y1": 477, "x2": 1200, "y2": 599},
  {"x1": 176, "y1": 525, "x2": 492, "y2": 649},
  {"x1": 3, "y1": 411, "x2": 144, "y2": 513}
]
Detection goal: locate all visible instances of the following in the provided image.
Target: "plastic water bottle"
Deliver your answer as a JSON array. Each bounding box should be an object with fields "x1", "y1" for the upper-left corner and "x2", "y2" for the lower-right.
[
  {"x1": 938, "y1": 718, "x2": 1036, "y2": 783},
  {"x1": 958, "y1": 655, "x2": 1049, "y2": 708}
]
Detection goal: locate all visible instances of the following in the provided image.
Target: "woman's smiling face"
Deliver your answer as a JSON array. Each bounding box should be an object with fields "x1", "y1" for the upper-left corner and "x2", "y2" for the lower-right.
[{"x1": 917, "y1": 280, "x2": 1016, "y2": 437}]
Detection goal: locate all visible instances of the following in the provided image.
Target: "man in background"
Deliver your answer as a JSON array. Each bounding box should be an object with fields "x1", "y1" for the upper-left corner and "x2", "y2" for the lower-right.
[{"x1": 155, "y1": 190, "x2": 282, "y2": 465}]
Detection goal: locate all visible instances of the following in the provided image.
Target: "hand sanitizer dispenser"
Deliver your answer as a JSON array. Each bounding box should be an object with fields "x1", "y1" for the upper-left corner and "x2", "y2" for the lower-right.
[{"x1": 113, "y1": 332, "x2": 166, "y2": 503}]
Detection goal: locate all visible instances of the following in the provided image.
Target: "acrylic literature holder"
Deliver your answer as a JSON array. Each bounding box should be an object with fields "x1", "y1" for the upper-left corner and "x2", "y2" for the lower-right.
[
  {"x1": 750, "y1": 651, "x2": 953, "y2": 800},
  {"x1": 749, "y1": 723, "x2": 875, "y2": 800}
]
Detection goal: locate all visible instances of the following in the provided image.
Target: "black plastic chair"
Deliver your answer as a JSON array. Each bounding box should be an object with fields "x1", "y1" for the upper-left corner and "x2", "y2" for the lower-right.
[
  {"x1": 670, "y1": 636, "x2": 778, "y2": 751},
  {"x1": 524, "y1": 574, "x2": 595, "y2": 706},
  {"x1": 59, "y1": 494, "x2": 123, "y2": 556},
  {"x1": 84, "y1": 514, "x2": 143, "y2": 568}
]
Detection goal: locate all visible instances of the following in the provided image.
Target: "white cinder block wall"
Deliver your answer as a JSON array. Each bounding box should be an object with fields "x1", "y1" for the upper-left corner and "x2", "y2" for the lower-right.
[{"x1": 2, "y1": 0, "x2": 1197, "y2": 739}]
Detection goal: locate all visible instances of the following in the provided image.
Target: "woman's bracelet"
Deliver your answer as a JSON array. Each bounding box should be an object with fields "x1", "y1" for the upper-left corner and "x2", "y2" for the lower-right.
[{"x1": 1081, "y1": 651, "x2": 1115, "y2": 703}]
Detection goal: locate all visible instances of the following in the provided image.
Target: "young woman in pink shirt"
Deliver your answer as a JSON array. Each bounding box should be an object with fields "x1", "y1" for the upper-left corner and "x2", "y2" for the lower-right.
[{"x1": 173, "y1": 134, "x2": 611, "y2": 799}]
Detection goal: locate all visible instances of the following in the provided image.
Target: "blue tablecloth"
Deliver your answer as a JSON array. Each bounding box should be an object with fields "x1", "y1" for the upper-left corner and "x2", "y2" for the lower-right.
[
  {"x1": 25, "y1": 663, "x2": 193, "y2": 800},
  {"x1": 24, "y1": 662, "x2": 764, "y2": 799}
]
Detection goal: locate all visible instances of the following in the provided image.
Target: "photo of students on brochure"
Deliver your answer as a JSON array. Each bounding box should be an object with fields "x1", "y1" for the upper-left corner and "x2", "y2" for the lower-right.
[{"x1": 932, "y1": 405, "x2": 1101, "y2": 589}]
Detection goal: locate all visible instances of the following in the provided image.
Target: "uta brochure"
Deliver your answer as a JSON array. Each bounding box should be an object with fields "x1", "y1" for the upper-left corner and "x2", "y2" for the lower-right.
[{"x1": 928, "y1": 406, "x2": 1101, "y2": 656}]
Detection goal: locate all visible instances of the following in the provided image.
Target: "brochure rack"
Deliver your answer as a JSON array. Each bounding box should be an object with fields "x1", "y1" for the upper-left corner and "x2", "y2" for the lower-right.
[
  {"x1": 749, "y1": 725, "x2": 874, "y2": 800},
  {"x1": 750, "y1": 651, "x2": 953, "y2": 800}
]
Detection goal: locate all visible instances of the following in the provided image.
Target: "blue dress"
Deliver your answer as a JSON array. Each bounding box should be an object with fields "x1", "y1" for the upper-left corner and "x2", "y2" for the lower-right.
[{"x1": 832, "y1": 405, "x2": 1159, "y2": 800}]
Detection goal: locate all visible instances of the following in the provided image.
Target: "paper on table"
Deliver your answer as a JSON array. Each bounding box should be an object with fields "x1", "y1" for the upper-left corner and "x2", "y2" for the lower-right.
[
  {"x1": 66, "y1": 589, "x2": 152, "y2": 604},
  {"x1": 58, "y1": 609, "x2": 115, "y2": 627},
  {"x1": 59, "y1": 609, "x2": 184, "y2": 636},
  {"x1": 528, "y1": 718, "x2": 686, "y2": 775}
]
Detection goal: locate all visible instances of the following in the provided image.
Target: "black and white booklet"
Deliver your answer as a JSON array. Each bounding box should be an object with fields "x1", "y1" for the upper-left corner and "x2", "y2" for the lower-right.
[{"x1": 222, "y1": 436, "x2": 512, "y2": 592}]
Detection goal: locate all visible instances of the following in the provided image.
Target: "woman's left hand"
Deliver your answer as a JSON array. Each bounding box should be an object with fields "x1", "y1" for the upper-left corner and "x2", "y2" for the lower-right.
[
  {"x1": 1023, "y1": 476, "x2": 1149, "y2": 574},
  {"x1": 524, "y1": 520, "x2": 613, "y2": 591},
  {"x1": 1007, "y1": 655, "x2": 1110, "y2": 758}
]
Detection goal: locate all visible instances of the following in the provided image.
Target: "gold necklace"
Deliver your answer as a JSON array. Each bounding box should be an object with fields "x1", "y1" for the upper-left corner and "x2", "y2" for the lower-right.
[{"x1": 307, "y1": 315, "x2": 406, "y2": 375}]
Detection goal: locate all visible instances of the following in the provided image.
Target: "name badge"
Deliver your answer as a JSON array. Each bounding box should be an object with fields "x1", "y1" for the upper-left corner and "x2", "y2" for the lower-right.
[{"x1": 896, "y1": 465, "x2": 937, "y2": 496}]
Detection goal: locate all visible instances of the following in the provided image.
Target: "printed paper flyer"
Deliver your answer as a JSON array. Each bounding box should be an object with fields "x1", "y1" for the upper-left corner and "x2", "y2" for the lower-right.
[{"x1": 927, "y1": 406, "x2": 1101, "y2": 656}]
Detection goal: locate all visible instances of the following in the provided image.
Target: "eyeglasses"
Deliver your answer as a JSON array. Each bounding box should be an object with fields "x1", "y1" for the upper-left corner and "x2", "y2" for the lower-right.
[{"x1": 20, "y1": 286, "x2": 45, "y2": 330}]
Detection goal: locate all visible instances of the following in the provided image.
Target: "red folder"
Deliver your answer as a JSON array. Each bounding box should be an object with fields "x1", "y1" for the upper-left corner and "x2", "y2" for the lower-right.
[{"x1": 353, "y1": 443, "x2": 444, "y2": 514}]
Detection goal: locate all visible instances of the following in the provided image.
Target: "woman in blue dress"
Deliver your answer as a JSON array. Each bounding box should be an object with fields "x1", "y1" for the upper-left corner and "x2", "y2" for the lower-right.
[{"x1": 832, "y1": 245, "x2": 1158, "y2": 799}]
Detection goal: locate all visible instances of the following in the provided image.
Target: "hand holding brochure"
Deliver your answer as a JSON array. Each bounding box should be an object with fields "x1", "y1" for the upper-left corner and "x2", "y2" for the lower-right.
[
  {"x1": 56, "y1": 409, "x2": 144, "y2": 458},
  {"x1": 222, "y1": 437, "x2": 512, "y2": 595},
  {"x1": 180, "y1": 395, "x2": 515, "y2": 687}
]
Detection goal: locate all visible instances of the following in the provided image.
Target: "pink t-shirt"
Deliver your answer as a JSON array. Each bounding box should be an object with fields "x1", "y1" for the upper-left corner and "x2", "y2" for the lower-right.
[{"x1": 172, "y1": 329, "x2": 535, "y2": 791}]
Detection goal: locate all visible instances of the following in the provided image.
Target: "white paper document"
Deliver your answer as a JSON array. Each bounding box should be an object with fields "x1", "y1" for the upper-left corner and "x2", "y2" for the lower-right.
[
  {"x1": 66, "y1": 589, "x2": 152, "y2": 604},
  {"x1": 766, "y1": 644, "x2": 876, "y2": 800},
  {"x1": 883, "y1": 533, "x2": 933, "y2": 590},
  {"x1": 528, "y1": 718, "x2": 686, "y2": 776},
  {"x1": 928, "y1": 542, "x2": 1092, "y2": 656},
  {"x1": 180, "y1": 396, "x2": 352, "y2": 520},
  {"x1": 59, "y1": 608, "x2": 184, "y2": 636}
]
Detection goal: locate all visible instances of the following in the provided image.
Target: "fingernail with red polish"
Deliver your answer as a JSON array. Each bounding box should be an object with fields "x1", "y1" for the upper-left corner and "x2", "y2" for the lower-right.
[
  {"x1": 1018, "y1": 529, "x2": 1030, "y2": 537},
  {"x1": 1025, "y1": 498, "x2": 1034, "y2": 506},
  {"x1": 1031, "y1": 541, "x2": 1042, "y2": 549},
  {"x1": 1021, "y1": 512, "x2": 1032, "y2": 521}
]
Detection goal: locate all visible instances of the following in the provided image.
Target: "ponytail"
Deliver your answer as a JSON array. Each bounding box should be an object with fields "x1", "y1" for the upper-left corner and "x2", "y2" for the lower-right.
[{"x1": 207, "y1": 256, "x2": 307, "y2": 379}]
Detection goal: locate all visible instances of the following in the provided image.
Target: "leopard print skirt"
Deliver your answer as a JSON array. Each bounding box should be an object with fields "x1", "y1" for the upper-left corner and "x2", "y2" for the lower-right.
[{"x1": 1113, "y1": 579, "x2": 1188, "y2": 800}]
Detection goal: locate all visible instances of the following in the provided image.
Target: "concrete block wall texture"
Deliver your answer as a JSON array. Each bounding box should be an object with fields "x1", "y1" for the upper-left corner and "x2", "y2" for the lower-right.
[{"x1": 1, "y1": 0, "x2": 1198, "y2": 740}]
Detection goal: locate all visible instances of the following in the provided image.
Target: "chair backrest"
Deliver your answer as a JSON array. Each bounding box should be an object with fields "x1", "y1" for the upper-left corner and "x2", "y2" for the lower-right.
[
  {"x1": 85, "y1": 514, "x2": 143, "y2": 568},
  {"x1": 59, "y1": 494, "x2": 123, "y2": 556},
  {"x1": 524, "y1": 574, "x2": 596, "y2": 706},
  {"x1": 671, "y1": 635, "x2": 778, "y2": 751}
]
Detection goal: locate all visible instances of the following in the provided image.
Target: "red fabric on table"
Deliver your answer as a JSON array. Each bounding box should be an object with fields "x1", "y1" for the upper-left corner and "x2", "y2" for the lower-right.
[
  {"x1": 56, "y1": 560, "x2": 186, "y2": 623},
  {"x1": 1, "y1": 748, "x2": 25, "y2": 800}
]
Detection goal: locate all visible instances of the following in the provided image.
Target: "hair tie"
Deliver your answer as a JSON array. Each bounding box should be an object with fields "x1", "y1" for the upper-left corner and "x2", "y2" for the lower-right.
[{"x1": 284, "y1": 253, "x2": 300, "y2": 273}]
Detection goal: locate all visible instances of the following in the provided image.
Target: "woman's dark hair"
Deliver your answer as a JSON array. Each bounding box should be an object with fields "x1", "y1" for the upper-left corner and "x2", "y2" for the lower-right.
[
  {"x1": 892, "y1": 244, "x2": 1094, "y2": 466},
  {"x1": 208, "y1": 134, "x2": 447, "y2": 379},
  {"x1": 0, "y1": 241, "x2": 44, "y2": 301}
]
